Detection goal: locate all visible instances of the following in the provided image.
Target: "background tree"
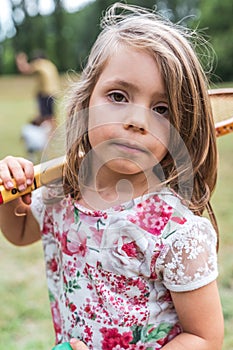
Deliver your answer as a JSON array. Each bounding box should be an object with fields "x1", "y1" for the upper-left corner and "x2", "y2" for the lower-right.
[
  {"x1": 194, "y1": 0, "x2": 233, "y2": 82},
  {"x1": 52, "y1": 0, "x2": 68, "y2": 71},
  {"x1": 0, "y1": 0, "x2": 232, "y2": 82}
]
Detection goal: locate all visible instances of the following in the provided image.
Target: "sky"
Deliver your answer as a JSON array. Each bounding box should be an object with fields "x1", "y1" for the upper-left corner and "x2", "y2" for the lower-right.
[{"x1": 0, "y1": 0, "x2": 94, "y2": 41}]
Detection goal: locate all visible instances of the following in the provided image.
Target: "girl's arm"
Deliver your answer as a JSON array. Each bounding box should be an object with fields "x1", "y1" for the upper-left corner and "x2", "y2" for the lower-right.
[
  {"x1": 163, "y1": 280, "x2": 224, "y2": 350},
  {"x1": 0, "y1": 198, "x2": 40, "y2": 246},
  {"x1": 0, "y1": 156, "x2": 41, "y2": 246}
]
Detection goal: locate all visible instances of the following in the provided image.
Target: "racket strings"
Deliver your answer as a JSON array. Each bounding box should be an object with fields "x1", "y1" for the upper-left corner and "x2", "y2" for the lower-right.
[{"x1": 209, "y1": 88, "x2": 233, "y2": 137}]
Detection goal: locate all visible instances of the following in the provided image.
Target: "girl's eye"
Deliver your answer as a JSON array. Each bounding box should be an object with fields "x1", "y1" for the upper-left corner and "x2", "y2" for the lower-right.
[
  {"x1": 153, "y1": 105, "x2": 169, "y2": 117},
  {"x1": 108, "y1": 92, "x2": 127, "y2": 103}
]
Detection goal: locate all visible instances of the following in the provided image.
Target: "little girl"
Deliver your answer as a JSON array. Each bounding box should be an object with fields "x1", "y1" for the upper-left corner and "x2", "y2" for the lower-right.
[{"x1": 0, "y1": 3, "x2": 224, "y2": 350}]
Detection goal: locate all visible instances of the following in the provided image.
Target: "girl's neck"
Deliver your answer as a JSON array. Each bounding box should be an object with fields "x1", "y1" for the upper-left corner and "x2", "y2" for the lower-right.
[{"x1": 78, "y1": 165, "x2": 162, "y2": 211}]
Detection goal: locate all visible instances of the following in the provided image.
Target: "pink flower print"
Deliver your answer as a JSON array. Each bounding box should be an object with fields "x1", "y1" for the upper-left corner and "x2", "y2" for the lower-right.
[
  {"x1": 79, "y1": 211, "x2": 105, "y2": 224},
  {"x1": 49, "y1": 257, "x2": 58, "y2": 273},
  {"x1": 82, "y1": 300, "x2": 99, "y2": 321},
  {"x1": 101, "y1": 219, "x2": 162, "y2": 278},
  {"x1": 156, "y1": 323, "x2": 182, "y2": 347},
  {"x1": 61, "y1": 225, "x2": 87, "y2": 256},
  {"x1": 167, "y1": 324, "x2": 182, "y2": 342},
  {"x1": 129, "y1": 343, "x2": 147, "y2": 350},
  {"x1": 128, "y1": 196, "x2": 173, "y2": 236},
  {"x1": 92, "y1": 210, "x2": 108, "y2": 218},
  {"x1": 101, "y1": 221, "x2": 149, "y2": 277},
  {"x1": 131, "y1": 277, "x2": 147, "y2": 292},
  {"x1": 62, "y1": 206, "x2": 75, "y2": 232},
  {"x1": 128, "y1": 342, "x2": 147, "y2": 349},
  {"x1": 150, "y1": 243, "x2": 164, "y2": 280},
  {"x1": 121, "y1": 332, "x2": 134, "y2": 348},
  {"x1": 61, "y1": 232, "x2": 72, "y2": 256},
  {"x1": 100, "y1": 327, "x2": 133, "y2": 350},
  {"x1": 162, "y1": 290, "x2": 172, "y2": 303},
  {"x1": 87, "y1": 283, "x2": 93, "y2": 291},
  {"x1": 63, "y1": 274, "x2": 68, "y2": 285},
  {"x1": 122, "y1": 241, "x2": 138, "y2": 257},
  {"x1": 82, "y1": 263, "x2": 149, "y2": 327},
  {"x1": 50, "y1": 300, "x2": 62, "y2": 340},
  {"x1": 171, "y1": 216, "x2": 187, "y2": 225},
  {"x1": 89, "y1": 226, "x2": 104, "y2": 246},
  {"x1": 83, "y1": 325, "x2": 93, "y2": 345},
  {"x1": 84, "y1": 304, "x2": 91, "y2": 313},
  {"x1": 69, "y1": 302, "x2": 77, "y2": 312},
  {"x1": 42, "y1": 213, "x2": 53, "y2": 235},
  {"x1": 67, "y1": 227, "x2": 86, "y2": 255}
]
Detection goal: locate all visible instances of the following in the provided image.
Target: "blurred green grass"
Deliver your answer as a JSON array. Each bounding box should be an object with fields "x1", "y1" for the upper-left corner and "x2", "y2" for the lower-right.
[
  {"x1": 0, "y1": 76, "x2": 233, "y2": 349},
  {"x1": 0, "y1": 75, "x2": 58, "y2": 350}
]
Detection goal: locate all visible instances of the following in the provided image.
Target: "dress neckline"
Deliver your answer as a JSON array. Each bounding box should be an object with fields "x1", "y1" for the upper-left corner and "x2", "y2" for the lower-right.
[{"x1": 73, "y1": 187, "x2": 173, "y2": 217}]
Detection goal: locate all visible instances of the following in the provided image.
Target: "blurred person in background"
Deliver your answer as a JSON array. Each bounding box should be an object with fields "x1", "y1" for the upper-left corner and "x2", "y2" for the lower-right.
[
  {"x1": 16, "y1": 51, "x2": 60, "y2": 125},
  {"x1": 16, "y1": 51, "x2": 60, "y2": 162}
]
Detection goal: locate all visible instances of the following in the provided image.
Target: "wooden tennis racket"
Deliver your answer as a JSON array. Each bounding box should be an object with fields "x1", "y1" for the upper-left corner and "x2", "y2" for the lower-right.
[
  {"x1": 209, "y1": 87, "x2": 233, "y2": 137},
  {"x1": 0, "y1": 156, "x2": 65, "y2": 205},
  {"x1": 0, "y1": 88, "x2": 232, "y2": 205}
]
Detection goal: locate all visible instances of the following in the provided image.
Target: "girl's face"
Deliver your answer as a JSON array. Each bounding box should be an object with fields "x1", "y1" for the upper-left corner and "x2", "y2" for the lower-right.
[{"x1": 88, "y1": 46, "x2": 170, "y2": 183}]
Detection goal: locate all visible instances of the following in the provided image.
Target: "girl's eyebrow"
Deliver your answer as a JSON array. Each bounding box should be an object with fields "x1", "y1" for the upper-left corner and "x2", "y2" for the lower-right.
[
  {"x1": 103, "y1": 79, "x2": 139, "y2": 92},
  {"x1": 103, "y1": 79, "x2": 168, "y2": 100}
]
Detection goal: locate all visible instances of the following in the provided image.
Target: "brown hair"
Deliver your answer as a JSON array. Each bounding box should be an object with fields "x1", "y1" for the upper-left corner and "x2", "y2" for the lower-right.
[{"x1": 63, "y1": 3, "x2": 218, "y2": 242}]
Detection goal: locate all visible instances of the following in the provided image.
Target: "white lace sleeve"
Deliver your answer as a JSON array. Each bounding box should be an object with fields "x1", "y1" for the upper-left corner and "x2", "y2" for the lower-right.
[
  {"x1": 156, "y1": 217, "x2": 218, "y2": 292},
  {"x1": 30, "y1": 187, "x2": 46, "y2": 230}
]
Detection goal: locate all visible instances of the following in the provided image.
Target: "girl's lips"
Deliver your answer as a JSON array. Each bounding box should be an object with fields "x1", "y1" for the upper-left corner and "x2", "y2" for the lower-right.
[{"x1": 112, "y1": 141, "x2": 147, "y2": 154}]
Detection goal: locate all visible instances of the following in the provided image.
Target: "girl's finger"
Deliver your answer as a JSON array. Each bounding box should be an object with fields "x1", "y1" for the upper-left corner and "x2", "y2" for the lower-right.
[
  {"x1": 69, "y1": 339, "x2": 89, "y2": 350},
  {"x1": 0, "y1": 159, "x2": 15, "y2": 189},
  {"x1": 18, "y1": 157, "x2": 34, "y2": 186},
  {"x1": 0, "y1": 156, "x2": 33, "y2": 191}
]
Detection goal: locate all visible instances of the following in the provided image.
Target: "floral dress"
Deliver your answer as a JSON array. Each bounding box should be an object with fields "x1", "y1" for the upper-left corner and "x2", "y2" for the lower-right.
[{"x1": 31, "y1": 188, "x2": 218, "y2": 349}]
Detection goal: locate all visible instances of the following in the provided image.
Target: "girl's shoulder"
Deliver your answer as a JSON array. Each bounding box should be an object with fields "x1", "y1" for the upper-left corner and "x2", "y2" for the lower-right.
[
  {"x1": 154, "y1": 188, "x2": 216, "y2": 236},
  {"x1": 152, "y1": 192, "x2": 218, "y2": 292},
  {"x1": 128, "y1": 189, "x2": 217, "y2": 245},
  {"x1": 30, "y1": 186, "x2": 72, "y2": 228},
  {"x1": 130, "y1": 188, "x2": 196, "y2": 224}
]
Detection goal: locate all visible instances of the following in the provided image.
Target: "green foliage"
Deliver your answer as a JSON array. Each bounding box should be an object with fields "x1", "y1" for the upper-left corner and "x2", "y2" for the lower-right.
[
  {"x1": 193, "y1": 0, "x2": 233, "y2": 82},
  {"x1": 0, "y1": 0, "x2": 231, "y2": 81}
]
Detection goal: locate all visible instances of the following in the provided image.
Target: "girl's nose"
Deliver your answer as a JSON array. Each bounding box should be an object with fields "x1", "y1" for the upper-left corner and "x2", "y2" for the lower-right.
[
  {"x1": 123, "y1": 123, "x2": 146, "y2": 134},
  {"x1": 123, "y1": 106, "x2": 149, "y2": 134}
]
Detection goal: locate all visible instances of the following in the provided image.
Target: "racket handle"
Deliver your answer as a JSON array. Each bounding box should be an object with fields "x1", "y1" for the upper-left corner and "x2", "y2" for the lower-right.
[{"x1": 0, "y1": 156, "x2": 65, "y2": 205}]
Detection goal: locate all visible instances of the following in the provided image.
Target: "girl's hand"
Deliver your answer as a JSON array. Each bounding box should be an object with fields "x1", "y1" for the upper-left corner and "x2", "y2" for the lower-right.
[
  {"x1": 69, "y1": 339, "x2": 89, "y2": 350},
  {"x1": 0, "y1": 156, "x2": 34, "y2": 205}
]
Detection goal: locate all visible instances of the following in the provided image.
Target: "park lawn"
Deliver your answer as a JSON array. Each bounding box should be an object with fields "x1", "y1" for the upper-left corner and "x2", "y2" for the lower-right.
[
  {"x1": 0, "y1": 76, "x2": 233, "y2": 349},
  {"x1": 0, "y1": 75, "x2": 55, "y2": 350}
]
